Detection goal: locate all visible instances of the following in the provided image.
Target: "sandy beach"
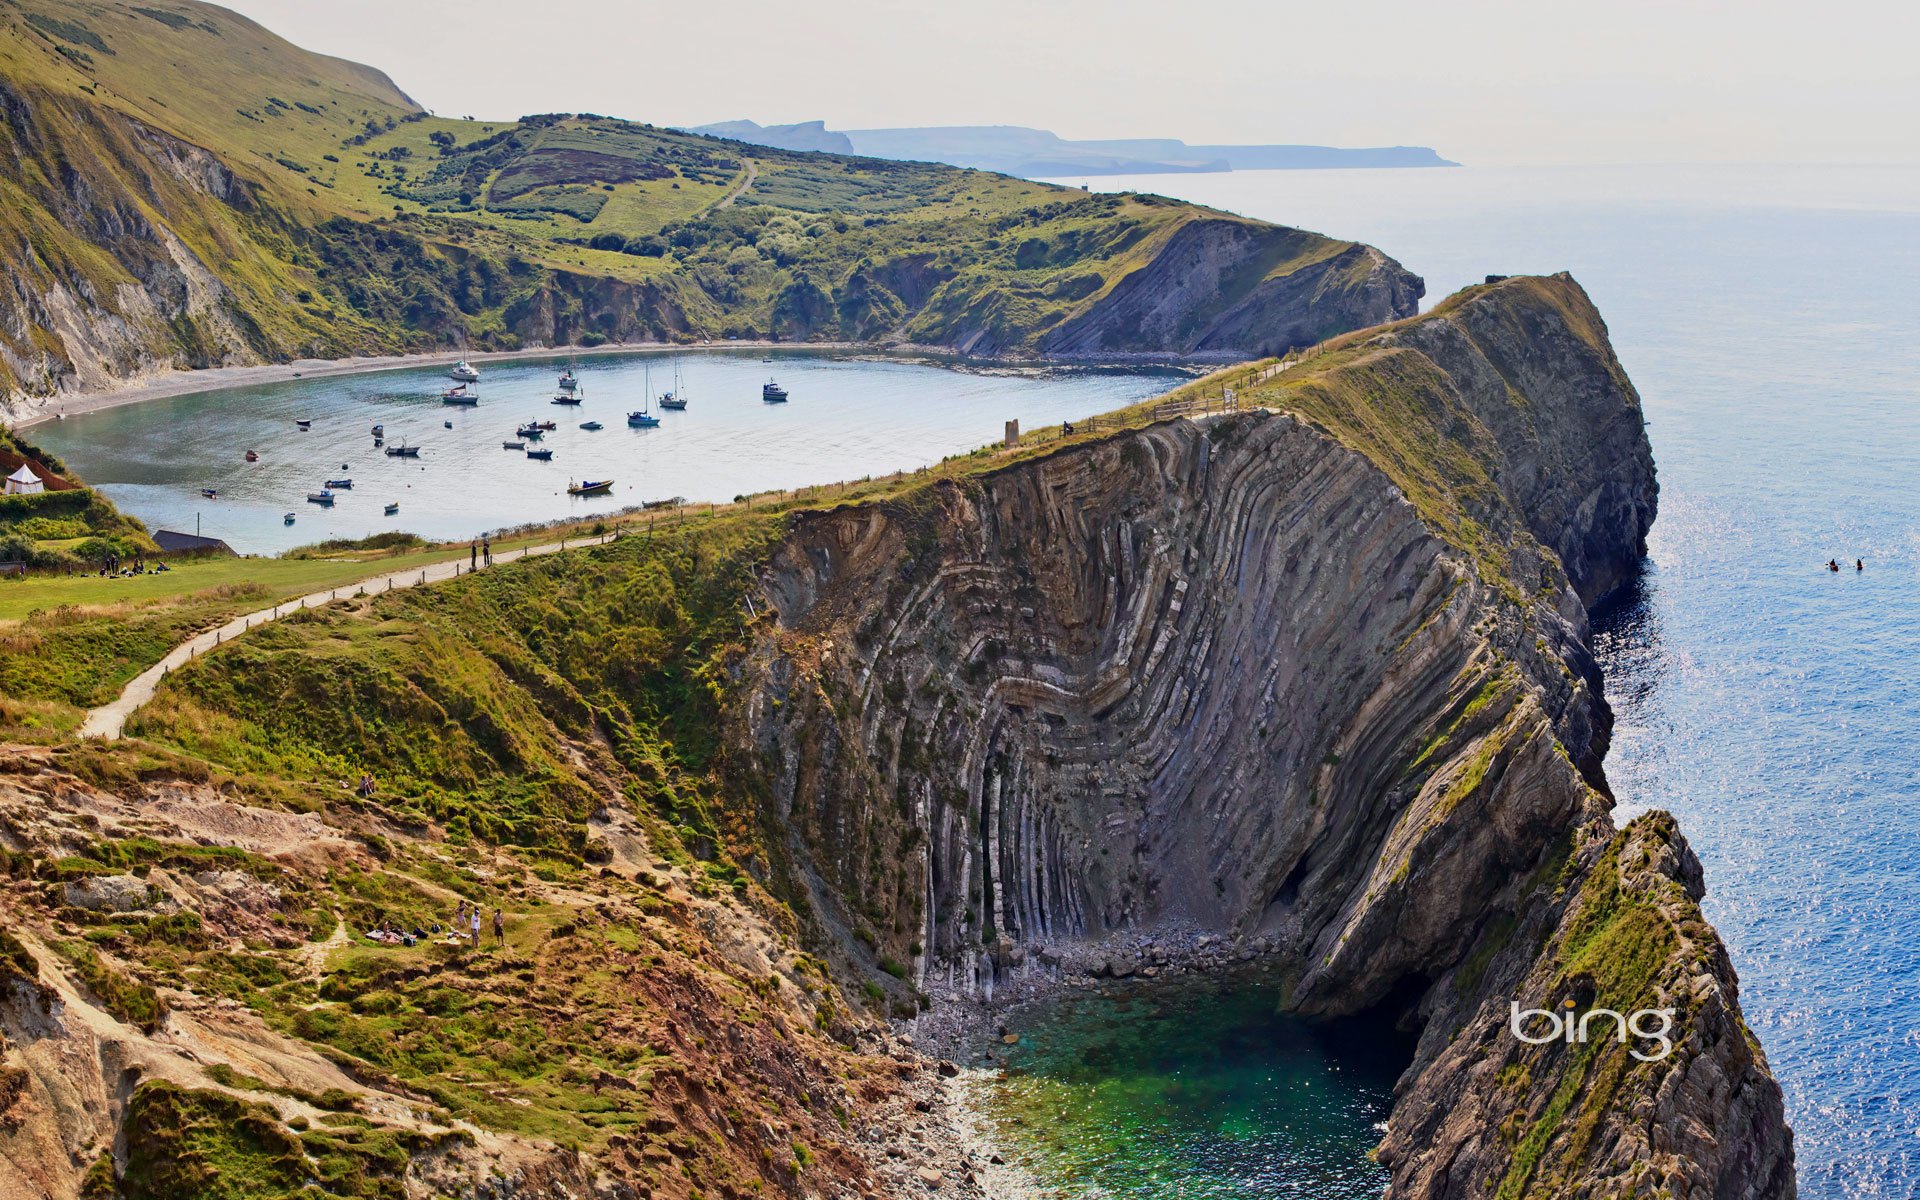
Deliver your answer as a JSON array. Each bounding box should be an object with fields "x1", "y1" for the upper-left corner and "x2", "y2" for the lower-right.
[{"x1": 8, "y1": 339, "x2": 856, "y2": 431}]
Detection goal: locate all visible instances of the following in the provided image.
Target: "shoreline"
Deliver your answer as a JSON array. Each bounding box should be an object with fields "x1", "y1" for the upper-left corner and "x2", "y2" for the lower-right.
[{"x1": 8, "y1": 342, "x2": 1222, "y2": 432}]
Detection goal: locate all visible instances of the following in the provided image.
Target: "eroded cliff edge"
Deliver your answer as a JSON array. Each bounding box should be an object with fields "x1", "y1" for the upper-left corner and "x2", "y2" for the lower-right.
[{"x1": 738, "y1": 275, "x2": 1794, "y2": 1197}]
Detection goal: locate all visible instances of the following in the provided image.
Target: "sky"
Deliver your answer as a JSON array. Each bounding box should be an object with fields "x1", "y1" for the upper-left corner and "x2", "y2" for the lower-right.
[{"x1": 219, "y1": 0, "x2": 1920, "y2": 166}]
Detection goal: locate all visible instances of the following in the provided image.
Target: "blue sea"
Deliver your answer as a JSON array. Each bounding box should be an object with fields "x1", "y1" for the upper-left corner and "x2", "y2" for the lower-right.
[{"x1": 1060, "y1": 162, "x2": 1920, "y2": 1197}]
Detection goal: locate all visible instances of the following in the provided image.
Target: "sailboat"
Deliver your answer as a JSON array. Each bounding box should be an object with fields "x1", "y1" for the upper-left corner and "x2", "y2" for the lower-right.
[
  {"x1": 658, "y1": 357, "x2": 687, "y2": 410},
  {"x1": 629, "y1": 363, "x2": 661, "y2": 426},
  {"x1": 448, "y1": 360, "x2": 480, "y2": 383},
  {"x1": 557, "y1": 366, "x2": 579, "y2": 391}
]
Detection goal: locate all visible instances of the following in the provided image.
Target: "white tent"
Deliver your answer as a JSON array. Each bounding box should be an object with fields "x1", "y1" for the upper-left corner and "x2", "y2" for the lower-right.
[{"x1": 5, "y1": 463, "x2": 44, "y2": 495}]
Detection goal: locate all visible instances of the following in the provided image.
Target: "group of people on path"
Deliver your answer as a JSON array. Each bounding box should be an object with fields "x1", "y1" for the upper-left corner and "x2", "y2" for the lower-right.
[
  {"x1": 363, "y1": 898, "x2": 505, "y2": 949},
  {"x1": 468, "y1": 538, "x2": 492, "y2": 570}
]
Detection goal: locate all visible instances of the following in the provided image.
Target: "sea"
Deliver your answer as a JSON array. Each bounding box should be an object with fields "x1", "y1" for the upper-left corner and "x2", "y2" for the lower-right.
[{"x1": 32, "y1": 161, "x2": 1920, "y2": 1197}]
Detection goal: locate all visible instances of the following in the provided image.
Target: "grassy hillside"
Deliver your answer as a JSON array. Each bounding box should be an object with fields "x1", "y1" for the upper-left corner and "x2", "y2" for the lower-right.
[{"x1": 0, "y1": 0, "x2": 1419, "y2": 413}]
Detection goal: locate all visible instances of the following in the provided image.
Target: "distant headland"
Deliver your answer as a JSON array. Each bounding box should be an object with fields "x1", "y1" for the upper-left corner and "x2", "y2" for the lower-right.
[{"x1": 686, "y1": 120, "x2": 1458, "y2": 177}]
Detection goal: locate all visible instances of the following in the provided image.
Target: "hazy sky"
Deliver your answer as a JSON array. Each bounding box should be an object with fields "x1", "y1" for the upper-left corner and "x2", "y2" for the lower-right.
[{"x1": 222, "y1": 0, "x2": 1920, "y2": 166}]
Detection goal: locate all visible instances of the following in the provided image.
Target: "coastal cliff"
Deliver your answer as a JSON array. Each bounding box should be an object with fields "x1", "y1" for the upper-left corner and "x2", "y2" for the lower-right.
[
  {"x1": 736, "y1": 275, "x2": 1791, "y2": 1195},
  {"x1": 0, "y1": 0, "x2": 1422, "y2": 421},
  {"x1": 0, "y1": 275, "x2": 1791, "y2": 1198}
]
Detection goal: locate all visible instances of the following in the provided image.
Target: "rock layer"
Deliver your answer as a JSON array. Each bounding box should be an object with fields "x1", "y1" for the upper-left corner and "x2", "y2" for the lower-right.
[{"x1": 737, "y1": 275, "x2": 1791, "y2": 1196}]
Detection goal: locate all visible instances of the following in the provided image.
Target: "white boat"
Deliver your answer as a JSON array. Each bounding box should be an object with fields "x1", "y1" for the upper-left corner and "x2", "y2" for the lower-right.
[
  {"x1": 448, "y1": 360, "x2": 480, "y2": 383},
  {"x1": 657, "y1": 358, "x2": 687, "y2": 410},
  {"x1": 557, "y1": 367, "x2": 579, "y2": 391},
  {"x1": 306, "y1": 490, "x2": 335, "y2": 505}
]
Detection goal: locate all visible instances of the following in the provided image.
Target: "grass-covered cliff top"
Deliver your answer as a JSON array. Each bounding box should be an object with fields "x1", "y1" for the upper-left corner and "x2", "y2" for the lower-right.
[{"x1": 0, "y1": 0, "x2": 1406, "y2": 397}]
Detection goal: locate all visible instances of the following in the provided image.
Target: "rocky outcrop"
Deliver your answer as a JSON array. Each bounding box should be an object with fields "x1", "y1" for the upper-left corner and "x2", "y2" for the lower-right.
[
  {"x1": 1040, "y1": 220, "x2": 1423, "y2": 360},
  {"x1": 735, "y1": 275, "x2": 1790, "y2": 1196}
]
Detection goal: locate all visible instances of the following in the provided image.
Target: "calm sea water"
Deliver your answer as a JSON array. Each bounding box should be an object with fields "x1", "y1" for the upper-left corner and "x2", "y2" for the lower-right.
[
  {"x1": 32, "y1": 353, "x2": 1172, "y2": 554},
  {"x1": 973, "y1": 973, "x2": 1408, "y2": 1199},
  {"x1": 1052, "y1": 163, "x2": 1920, "y2": 1197}
]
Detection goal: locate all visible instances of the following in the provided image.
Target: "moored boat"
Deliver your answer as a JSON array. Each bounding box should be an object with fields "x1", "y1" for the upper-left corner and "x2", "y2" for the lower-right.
[
  {"x1": 370, "y1": 423, "x2": 384, "y2": 435},
  {"x1": 325, "y1": 478, "x2": 353, "y2": 489},
  {"x1": 526, "y1": 447, "x2": 554, "y2": 461},
  {"x1": 567, "y1": 478, "x2": 614, "y2": 495},
  {"x1": 244, "y1": 450, "x2": 259, "y2": 462},
  {"x1": 580, "y1": 420, "x2": 603, "y2": 431},
  {"x1": 199, "y1": 488, "x2": 218, "y2": 498},
  {"x1": 551, "y1": 392, "x2": 583, "y2": 405},
  {"x1": 384, "y1": 502, "x2": 400, "y2": 515},
  {"x1": 283, "y1": 512, "x2": 296, "y2": 525},
  {"x1": 502, "y1": 440, "x2": 525, "y2": 450},
  {"x1": 762, "y1": 379, "x2": 788, "y2": 402},
  {"x1": 306, "y1": 490, "x2": 335, "y2": 505},
  {"x1": 295, "y1": 419, "x2": 312, "y2": 430},
  {"x1": 443, "y1": 384, "x2": 479, "y2": 404},
  {"x1": 557, "y1": 368, "x2": 579, "y2": 391},
  {"x1": 627, "y1": 410, "x2": 660, "y2": 427},
  {"x1": 448, "y1": 360, "x2": 480, "y2": 383},
  {"x1": 385, "y1": 443, "x2": 421, "y2": 458}
]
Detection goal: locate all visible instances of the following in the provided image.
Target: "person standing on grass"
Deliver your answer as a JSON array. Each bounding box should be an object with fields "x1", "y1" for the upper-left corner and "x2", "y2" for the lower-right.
[
  {"x1": 469, "y1": 908, "x2": 481, "y2": 946},
  {"x1": 493, "y1": 908, "x2": 504, "y2": 945}
]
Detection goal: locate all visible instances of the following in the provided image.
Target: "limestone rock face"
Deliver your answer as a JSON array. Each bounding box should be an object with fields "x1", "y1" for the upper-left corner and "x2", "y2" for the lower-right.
[{"x1": 736, "y1": 276, "x2": 1790, "y2": 1196}]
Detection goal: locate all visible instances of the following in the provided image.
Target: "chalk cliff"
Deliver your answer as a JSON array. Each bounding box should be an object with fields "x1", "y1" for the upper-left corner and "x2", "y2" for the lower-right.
[{"x1": 736, "y1": 275, "x2": 1792, "y2": 1196}]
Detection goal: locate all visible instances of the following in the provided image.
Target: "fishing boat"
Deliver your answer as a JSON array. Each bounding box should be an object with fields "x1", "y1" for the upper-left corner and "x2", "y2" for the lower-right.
[
  {"x1": 384, "y1": 502, "x2": 400, "y2": 515},
  {"x1": 283, "y1": 512, "x2": 296, "y2": 525},
  {"x1": 385, "y1": 443, "x2": 421, "y2": 458},
  {"x1": 567, "y1": 478, "x2": 614, "y2": 496},
  {"x1": 762, "y1": 379, "x2": 789, "y2": 403},
  {"x1": 199, "y1": 488, "x2": 219, "y2": 499},
  {"x1": 502, "y1": 440, "x2": 525, "y2": 450},
  {"x1": 295, "y1": 419, "x2": 312, "y2": 430},
  {"x1": 526, "y1": 447, "x2": 554, "y2": 461},
  {"x1": 244, "y1": 450, "x2": 259, "y2": 463},
  {"x1": 551, "y1": 392, "x2": 583, "y2": 406},
  {"x1": 535, "y1": 420, "x2": 557, "y2": 431},
  {"x1": 325, "y1": 478, "x2": 353, "y2": 489},
  {"x1": 370, "y1": 423, "x2": 384, "y2": 436},
  {"x1": 627, "y1": 410, "x2": 660, "y2": 428},
  {"x1": 580, "y1": 420, "x2": 603, "y2": 431},
  {"x1": 443, "y1": 385, "x2": 479, "y2": 405},
  {"x1": 557, "y1": 367, "x2": 579, "y2": 391},
  {"x1": 448, "y1": 360, "x2": 480, "y2": 383},
  {"x1": 306, "y1": 490, "x2": 335, "y2": 505}
]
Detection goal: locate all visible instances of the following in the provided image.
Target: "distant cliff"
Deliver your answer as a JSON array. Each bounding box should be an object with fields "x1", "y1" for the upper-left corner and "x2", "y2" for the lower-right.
[
  {"x1": 737, "y1": 275, "x2": 1794, "y2": 1197},
  {"x1": 690, "y1": 120, "x2": 1458, "y2": 177}
]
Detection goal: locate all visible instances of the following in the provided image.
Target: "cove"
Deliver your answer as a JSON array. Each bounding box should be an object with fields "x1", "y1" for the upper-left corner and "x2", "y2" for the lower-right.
[{"x1": 966, "y1": 971, "x2": 1412, "y2": 1198}]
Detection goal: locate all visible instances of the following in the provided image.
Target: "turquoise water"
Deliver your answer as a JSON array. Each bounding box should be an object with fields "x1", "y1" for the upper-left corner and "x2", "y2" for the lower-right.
[
  {"x1": 975, "y1": 974, "x2": 1407, "y2": 1198},
  {"x1": 32, "y1": 352, "x2": 1173, "y2": 554},
  {"x1": 1058, "y1": 163, "x2": 1920, "y2": 1198}
]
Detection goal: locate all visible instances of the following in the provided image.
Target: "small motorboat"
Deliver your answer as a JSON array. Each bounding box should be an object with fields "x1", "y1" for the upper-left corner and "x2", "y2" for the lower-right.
[
  {"x1": 526, "y1": 447, "x2": 553, "y2": 461},
  {"x1": 442, "y1": 384, "x2": 479, "y2": 405},
  {"x1": 295, "y1": 419, "x2": 313, "y2": 430},
  {"x1": 760, "y1": 355, "x2": 773, "y2": 364},
  {"x1": 557, "y1": 368, "x2": 579, "y2": 391},
  {"x1": 370, "y1": 423, "x2": 384, "y2": 436},
  {"x1": 385, "y1": 443, "x2": 421, "y2": 458},
  {"x1": 384, "y1": 502, "x2": 400, "y2": 515},
  {"x1": 307, "y1": 490, "x2": 335, "y2": 505},
  {"x1": 443, "y1": 420, "x2": 453, "y2": 429},
  {"x1": 244, "y1": 450, "x2": 259, "y2": 463},
  {"x1": 283, "y1": 512, "x2": 296, "y2": 525},
  {"x1": 448, "y1": 360, "x2": 480, "y2": 383},
  {"x1": 580, "y1": 420, "x2": 603, "y2": 431},
  {"x1": 762, "y1": 379, "x2": 789, "y2": 403},
  {"x1": 325, "y1": 478, "x2": 353, "y2": 489},
  {"x1": 551, "y1": 392, "x2": 583, "y2": 406},
  {"x1": 568, "y1": 478, "x2": 614, "y2": 496},
  {"x1": 502, "y1": 440, "x2": 526, "y2": 450},
  {"x1": 627, "y1": 410, "x2": 660, "y2": 428},
  {"x1": 199, "y1": 488, "x2": 219, "y2": 499},
  {"x1": 536, "y1": 420, "x2": 557, "y2": 431},
  {"x1": 516, "y1": 424, "x2": 545, "y2": 439}
]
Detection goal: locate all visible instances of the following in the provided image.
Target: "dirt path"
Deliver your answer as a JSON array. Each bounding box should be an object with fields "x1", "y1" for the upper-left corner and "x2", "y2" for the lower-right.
[
  {"x1": 77, "y1": 530, "x2": 616, "y2": 740},
  {"x1": 710, "y1": 159, "x2": 758, "y2": 212}
]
